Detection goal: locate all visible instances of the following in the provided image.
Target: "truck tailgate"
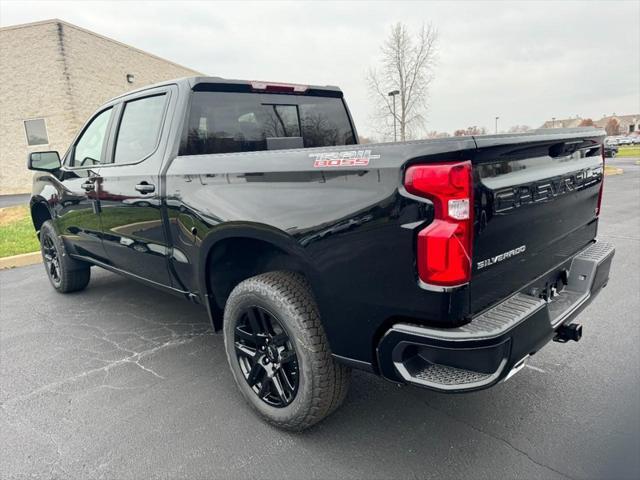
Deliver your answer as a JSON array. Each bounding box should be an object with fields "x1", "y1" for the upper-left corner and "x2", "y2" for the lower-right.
[{"x1": 469, "y1": 130, "x2": 604, "y2": 314}]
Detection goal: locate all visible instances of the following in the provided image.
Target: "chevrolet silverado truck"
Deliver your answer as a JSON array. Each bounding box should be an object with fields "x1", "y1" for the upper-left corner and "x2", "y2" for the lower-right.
[{"x1": 28, "y1": 77, "x2": 614, "y2": 430}]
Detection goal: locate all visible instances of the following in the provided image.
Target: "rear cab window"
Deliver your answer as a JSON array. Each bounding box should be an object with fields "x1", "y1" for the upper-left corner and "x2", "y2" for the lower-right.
[{"x1": 180, "y1": 89, "x2": 356, "y2": 155}]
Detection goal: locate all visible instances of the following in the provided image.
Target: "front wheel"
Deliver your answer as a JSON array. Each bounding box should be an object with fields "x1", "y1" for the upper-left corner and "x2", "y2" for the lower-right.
[
  {"x1": 40, "y1": 220, "x2": 91, "y2": 293},
  {"x1": 223, "y1": 271, "x2": 351, "y2": 431}
]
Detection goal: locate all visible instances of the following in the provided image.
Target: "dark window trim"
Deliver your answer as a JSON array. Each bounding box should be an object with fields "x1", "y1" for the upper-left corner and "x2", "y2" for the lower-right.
[
  {"x1": 340, "y1": 97, "x2": 359, "y2": 146},
  {"x1": 179, "y1": 91, "x2": 195, "y2": 156}
]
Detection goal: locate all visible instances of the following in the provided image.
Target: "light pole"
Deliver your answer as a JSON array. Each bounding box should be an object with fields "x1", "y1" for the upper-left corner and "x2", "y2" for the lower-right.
[
  {"x1": 495, "y1": 116, "x2": 499, "y2": 134},
  {"x1": 388, "y1": 90, "x2": 400, "y2": 142}
]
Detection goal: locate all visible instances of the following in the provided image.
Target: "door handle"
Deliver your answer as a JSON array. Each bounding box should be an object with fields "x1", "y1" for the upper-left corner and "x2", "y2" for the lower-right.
[
  {"x1": 135, "y1": 182, "x2": 155, "y2": 194},
  {"x1": 81, "y1": 181, "x2": 95, "y2": 191}
]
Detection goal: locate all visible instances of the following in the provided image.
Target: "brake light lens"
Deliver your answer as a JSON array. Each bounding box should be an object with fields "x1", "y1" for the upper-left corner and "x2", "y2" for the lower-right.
[
  {"x1": 596, "y1": 145, "x2": 605, "y2": 217},
  {"x1": 405, "y1": 161, "x2": 473, "y2": 286},
  {"x1": 250, "y1": 81, "x2": 308, "y2": 93}
]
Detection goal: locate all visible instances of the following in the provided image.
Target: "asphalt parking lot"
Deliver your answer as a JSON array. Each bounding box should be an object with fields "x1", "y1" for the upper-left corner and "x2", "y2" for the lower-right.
[{"x1": 1, "y1": 158, "x2": 639, "y2": 480}]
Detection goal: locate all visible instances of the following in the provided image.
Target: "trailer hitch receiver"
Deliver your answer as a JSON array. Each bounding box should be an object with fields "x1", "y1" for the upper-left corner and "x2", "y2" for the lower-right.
[{"x1": 554, "y1": 323, "x2": 582, "y2": 343}]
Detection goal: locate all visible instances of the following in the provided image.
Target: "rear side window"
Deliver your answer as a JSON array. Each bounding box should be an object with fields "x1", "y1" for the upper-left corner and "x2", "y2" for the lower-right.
[
  {"x1": 180, "y1": 92, "x2": 355, "y2": 155},
  {"x1": 114, "y1": 94, "x2": 167, "y2": 164}
]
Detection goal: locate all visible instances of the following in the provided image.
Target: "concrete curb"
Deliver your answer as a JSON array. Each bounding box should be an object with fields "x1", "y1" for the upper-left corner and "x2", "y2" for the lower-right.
[
  {"x1": 0, "y1": 251, "x2": 41, "y2": 270},
  {"x1": 604, "y1": 166, "x2": 623, "y2": 176}
]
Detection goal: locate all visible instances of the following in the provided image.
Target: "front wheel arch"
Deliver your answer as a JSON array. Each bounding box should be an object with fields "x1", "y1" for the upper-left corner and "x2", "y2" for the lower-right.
[{"x1": 31, "y1": 201, "x2": 53, "y2": 237}]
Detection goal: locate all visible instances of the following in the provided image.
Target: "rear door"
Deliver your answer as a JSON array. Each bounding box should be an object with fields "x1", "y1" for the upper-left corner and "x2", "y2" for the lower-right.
[
  {"x1": 470, "y1": 132, "x2": 604, "y2": 313},
  {"x1": 98, "y1": 86, "x2": 174, "y2": 285}
]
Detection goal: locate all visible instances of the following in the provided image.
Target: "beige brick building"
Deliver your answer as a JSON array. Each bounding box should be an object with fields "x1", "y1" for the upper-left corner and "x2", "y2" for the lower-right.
[
  {"x1": 540, "y1": 114, "x2": 640, "y2": 133},
  {"x1": 0, "y1": 19, "x2": 201, "y2": 194}
]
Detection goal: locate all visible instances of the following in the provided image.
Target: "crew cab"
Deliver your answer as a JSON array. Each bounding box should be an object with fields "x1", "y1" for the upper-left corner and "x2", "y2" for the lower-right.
[{"x1": 28, "y1": 77, "x2": 614, "y2": 430}]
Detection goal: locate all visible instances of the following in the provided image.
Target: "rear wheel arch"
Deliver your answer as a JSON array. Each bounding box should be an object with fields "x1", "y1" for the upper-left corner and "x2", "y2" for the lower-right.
[{"x1": 199, "y1": 228, "x2": 319, "y2": 331}]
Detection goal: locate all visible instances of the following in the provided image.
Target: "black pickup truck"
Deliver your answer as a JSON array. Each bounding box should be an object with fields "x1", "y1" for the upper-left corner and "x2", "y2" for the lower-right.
[{"x1": 28, "y1": 76, "x2": 614, "y2": 430}]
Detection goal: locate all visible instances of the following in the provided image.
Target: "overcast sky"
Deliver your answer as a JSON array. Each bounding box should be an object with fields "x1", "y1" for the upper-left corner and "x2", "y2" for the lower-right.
[{"x1": 2, "y1": 0, "x2": 639, "y2": 138}]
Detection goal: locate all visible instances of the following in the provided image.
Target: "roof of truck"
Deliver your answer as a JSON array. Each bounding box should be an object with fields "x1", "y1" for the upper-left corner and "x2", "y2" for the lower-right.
[
  {"x1": 188, "y1": 76, "x2": 342, "y2": 92},
  {"x1": 110, "y1": 76, "x2": 342, "y2": 102}
]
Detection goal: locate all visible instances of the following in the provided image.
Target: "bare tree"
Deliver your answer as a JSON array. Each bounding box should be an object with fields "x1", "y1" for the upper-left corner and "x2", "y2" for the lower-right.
[
  {"x1": 367, "y1": 22, "x2": 438, "y2": 141},
  {"x1": 605, "y1": 118, "x2": 620, "y2": 136},
  {"x1": 508, "y1": 125, "x2": 532, "y2": 133},
  {"x1": 578, "y1": 118, "x2": 594, "y2": 127},
  {"x1": 454, "y1": 126, "x2": 486, "y2": 137},
  {"x1": 425, "y1": 130, "x2": 451, "y2": 139}
]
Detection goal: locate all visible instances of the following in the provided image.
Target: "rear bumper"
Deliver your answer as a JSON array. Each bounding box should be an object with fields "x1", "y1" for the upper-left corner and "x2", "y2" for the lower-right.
[{"x1": 376, "y1": 241, "x2": 615, "y2": 392}]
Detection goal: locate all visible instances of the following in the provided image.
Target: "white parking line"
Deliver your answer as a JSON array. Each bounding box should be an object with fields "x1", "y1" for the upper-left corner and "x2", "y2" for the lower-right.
[{"x1": 525, "y1": 364, "x2": 547, "y2": 373}]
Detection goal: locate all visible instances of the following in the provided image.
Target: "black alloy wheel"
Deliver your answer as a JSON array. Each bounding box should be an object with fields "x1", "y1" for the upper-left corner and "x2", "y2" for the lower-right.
[
  {"x1": 234, "y1": 306, "x2": 299, "y2": 408},
  {"x1": 39, "y1": 220, "x2": 91, "y2": 293},
  {"x1": 42, "y1": 234, "x2": 62, "y2": 287}
]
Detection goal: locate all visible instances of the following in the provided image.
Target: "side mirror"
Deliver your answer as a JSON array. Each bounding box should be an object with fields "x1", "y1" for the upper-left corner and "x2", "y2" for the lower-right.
[{"x1": 27, "y1": 151, "x2": 61, "y2": 172}]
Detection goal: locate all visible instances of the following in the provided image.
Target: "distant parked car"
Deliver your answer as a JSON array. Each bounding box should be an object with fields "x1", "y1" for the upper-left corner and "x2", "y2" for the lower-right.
[
  {"x1": 617, "y1": 137, "x2": 632, "y2": 145},
  {"x1": 603, "y1": 142, "x2": 618, "y2": 157}
]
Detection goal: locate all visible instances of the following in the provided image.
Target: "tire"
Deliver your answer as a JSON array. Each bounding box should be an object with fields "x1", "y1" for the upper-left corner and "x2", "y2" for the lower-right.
[
  {"x1": 223, "y1": 271, "x2": 351, "y2": 431},
  {"x1": 40, "y1": 220, "x2": 91, "y2": 293}
]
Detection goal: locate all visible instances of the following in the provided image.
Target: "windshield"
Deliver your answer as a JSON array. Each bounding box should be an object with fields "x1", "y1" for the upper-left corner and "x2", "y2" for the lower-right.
[{"x1": 180, "y1": 91, "x2": 356, "y2": 155}]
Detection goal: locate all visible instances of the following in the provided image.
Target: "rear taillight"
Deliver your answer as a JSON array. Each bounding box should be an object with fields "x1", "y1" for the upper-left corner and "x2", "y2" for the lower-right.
[
  {"x1": 405, "y1": 161, "x2": 473, "y2": 287},
  {"x1": 596, "y1": 145, "x2": 605, "y2": 217}
]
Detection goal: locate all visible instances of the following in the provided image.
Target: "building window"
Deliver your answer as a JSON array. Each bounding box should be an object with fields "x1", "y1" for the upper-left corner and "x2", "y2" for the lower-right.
[{"x1": 24, "y1": 119, "x2": 49, "y2": 146}]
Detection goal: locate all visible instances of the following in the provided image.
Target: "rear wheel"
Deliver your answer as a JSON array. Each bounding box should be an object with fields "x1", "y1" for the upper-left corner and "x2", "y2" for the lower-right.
[
  {"x1": 223, "y1": 271, "x2": 350, "y2": 431},
  {"x1": 40, "y1": 220, "x2": 91, "y2": 293}
]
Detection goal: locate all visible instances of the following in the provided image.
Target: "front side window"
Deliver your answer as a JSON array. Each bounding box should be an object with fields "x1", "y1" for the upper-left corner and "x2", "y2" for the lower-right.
[
  {"x1": 73, "y1": 108, "x2": 113, "y2": 167},
  {"x1": 113, "y1": 94, "x2": 167, "y2": 164},
  {"x1": 180, "y1": 92, "x2": 355, "y2": 155},
  {"x1": 24, "y1": 118, "x2": 49, "y2": 146}
]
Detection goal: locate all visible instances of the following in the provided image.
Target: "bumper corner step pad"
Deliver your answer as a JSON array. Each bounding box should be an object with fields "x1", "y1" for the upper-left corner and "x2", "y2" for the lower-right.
[
  {"x1": 575, "y1": 241, "x2": 615, "y2": 264},
  {"x1": 413, "y1": 363, "x2": 492, "y2": 386},
  {"x1": 549, "y1": 241, "x2": 615, "y2": 326}
]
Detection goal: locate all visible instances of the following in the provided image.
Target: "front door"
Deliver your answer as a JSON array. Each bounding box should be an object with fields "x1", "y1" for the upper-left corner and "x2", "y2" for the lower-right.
[
  {"x1": 55, "y1": 106, "x2": 115, "y2": 261},
  {"x1": 98, "y1": 90, "x2": 173, "y2": 285}
]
